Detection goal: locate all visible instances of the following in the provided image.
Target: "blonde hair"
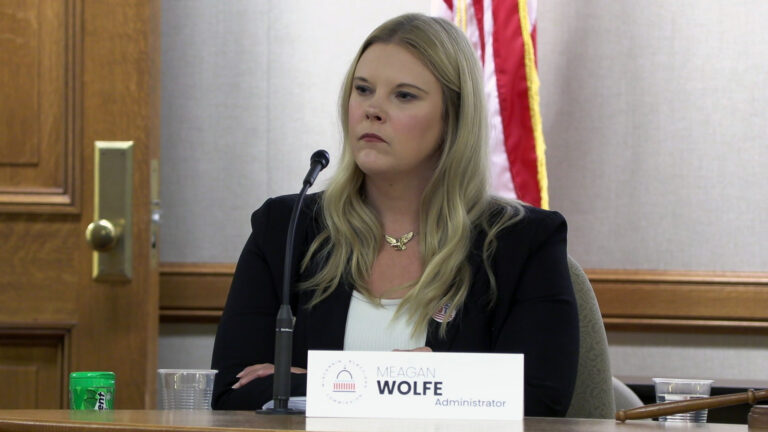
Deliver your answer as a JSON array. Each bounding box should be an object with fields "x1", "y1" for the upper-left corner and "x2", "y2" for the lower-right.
[{"x1": 299, "y1": 13, "x2": 523, "y2": 337}]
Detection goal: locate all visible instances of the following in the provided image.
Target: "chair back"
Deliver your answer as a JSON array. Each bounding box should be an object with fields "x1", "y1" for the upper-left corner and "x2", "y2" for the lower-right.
[
  {"x1": 613, "y1": 376, "x2": 645, "y2": 411},
  {"x1": 565, "y1": 256, "x2": 615, "y2": 419}
]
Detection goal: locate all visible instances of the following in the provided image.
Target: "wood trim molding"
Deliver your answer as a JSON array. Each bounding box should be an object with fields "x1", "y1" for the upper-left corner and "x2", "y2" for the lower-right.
[
  {"x1": 0, "y1": 322, "x2": 76, "y2": 331},
  {"x1": 587, "y1": 268, "x2": 768, "y2": 333},
  {"x1": 159, "y1": 263, "x2": 234, "y2": 323},
  {"x1": 602, "y1": 318, "x2": 768, "y2": 334},
  {"x1": 159, "y1": 263, "x2": 768, "y2": 332}
]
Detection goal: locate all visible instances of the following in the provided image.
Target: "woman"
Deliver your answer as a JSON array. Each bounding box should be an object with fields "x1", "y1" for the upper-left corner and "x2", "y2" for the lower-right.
[{"x1": 211, "y1": 13, "x2": 579, "y2": 417}]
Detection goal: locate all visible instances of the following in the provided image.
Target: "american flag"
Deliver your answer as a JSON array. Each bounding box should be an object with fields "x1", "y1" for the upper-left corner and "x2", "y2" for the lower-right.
[{"x1": 433, "y1": 0, "x2": 549, "y2": 208}]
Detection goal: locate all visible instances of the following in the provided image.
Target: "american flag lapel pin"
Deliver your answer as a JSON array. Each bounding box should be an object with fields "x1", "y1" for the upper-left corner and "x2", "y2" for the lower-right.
[{"x1": 432, "y1": 302, "x2": 456, "y2": 323}]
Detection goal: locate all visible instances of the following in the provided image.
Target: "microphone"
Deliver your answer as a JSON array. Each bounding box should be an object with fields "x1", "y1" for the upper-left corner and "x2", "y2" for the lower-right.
[
  {"x1": 258, "y1": 149, "x2": 329, "y2": 415},
  {"x1": 304, "y1": 150, "x2": 330, "y2": 187}
]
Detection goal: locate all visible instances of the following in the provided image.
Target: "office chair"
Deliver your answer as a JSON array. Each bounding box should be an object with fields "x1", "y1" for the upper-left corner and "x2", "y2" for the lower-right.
[
  {"x1": 613, "y1": 376, "x2": 645, "y2": 411},
  {"x1": 565, "y1": 256, "x2": 616, "y2": 419}
]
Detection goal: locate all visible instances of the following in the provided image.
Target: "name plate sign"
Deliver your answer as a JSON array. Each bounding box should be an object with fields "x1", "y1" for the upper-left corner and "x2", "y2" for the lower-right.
[{"x1": 306, "y1": 350, "x2": 523, "y2": 420}]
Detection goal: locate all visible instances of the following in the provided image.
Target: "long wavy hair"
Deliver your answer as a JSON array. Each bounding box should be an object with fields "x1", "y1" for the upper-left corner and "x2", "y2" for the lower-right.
[{"x1": 299, "y1": 13, "x2": 523, "y2": 337}]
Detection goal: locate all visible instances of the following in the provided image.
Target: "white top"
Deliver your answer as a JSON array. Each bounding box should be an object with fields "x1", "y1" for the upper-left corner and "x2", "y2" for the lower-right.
[{"x1": 343, "y1": 290, "x2": 427, "y2": 351}]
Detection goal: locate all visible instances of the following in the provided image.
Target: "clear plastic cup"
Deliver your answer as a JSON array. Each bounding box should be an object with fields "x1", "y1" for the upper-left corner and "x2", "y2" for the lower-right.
[
  {"x1": 157, "y1": 369, "x2": 217, "y2": 410},
  {"x1": 652, "y1": 378, "x2": 713, "y2": 423}
]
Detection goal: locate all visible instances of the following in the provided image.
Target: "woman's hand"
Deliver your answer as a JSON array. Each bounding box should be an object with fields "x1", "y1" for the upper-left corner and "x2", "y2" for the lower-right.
[
  {"x1": 232, "y1": 363, "x2": 307, "y2": 389},
  {"x1": 393, "y1": 346, "x2": 432, "y2": 352}
]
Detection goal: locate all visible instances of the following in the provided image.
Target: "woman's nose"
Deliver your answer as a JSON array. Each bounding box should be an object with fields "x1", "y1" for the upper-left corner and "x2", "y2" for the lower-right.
[{"x1": 365, "y1": 105, "x2": 384, "y2": 122}]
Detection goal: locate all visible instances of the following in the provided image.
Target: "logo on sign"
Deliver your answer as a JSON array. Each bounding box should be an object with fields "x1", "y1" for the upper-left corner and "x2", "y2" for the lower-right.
[
  {"x1": 333, "y1": 369, "x2": 356, "y2": 392},
  {"x1": 322, "y1": 360, "x2": 367, "y2": 404}
]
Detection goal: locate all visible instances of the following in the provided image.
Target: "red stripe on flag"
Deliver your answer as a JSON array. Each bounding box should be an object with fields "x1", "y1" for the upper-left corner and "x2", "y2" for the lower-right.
[
  {"x1": 473, "y1": 0, "x2": 486, "y2": 64},
  {"x1": 492, "y1": 1, "x2": 541, "y2": 206}
]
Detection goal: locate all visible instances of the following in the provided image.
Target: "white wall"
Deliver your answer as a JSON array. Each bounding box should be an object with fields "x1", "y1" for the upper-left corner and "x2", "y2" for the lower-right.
[
  {"x1": 158, "y1": 0, "x2": 432, "y2": 368},
  {"x1": 158, "y1": 323, "x2": 217, "y2": 370},
  {"x1": 158, "y1": 1, "x2": 768, "y2": 382},
  {"x1": 160, "y1": 0, "x2": 431, "y2": 263},
  {"x1": 607, "y1": 332, "x2": 768, "y2": 383},
  {"x1": 538, "y1": 0, "x2": 768, "y2": 272},
  {"x1": 535, "y1": 0, "x2": 768, "y2": 383}
]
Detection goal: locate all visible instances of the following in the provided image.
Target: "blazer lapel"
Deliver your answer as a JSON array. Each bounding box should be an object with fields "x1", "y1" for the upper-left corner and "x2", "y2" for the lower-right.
[
  {"x1": 305, "y1": 282, "x2": 352, "y2": 351},
  {"x1": 295, "y1": 197, "x2": 350, "y2": 352},
  {"x1": 426, "y1": 232, "x2": 487, "y2": 352},
  {"x1": 426, "y1": 308, "x2": 461, "y2": 352}
]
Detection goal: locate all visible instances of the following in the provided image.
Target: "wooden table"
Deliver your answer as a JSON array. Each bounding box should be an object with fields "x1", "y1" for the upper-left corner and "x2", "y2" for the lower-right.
[{"x1": 0, "y1": 410, "x2": 750, "y2": 432}]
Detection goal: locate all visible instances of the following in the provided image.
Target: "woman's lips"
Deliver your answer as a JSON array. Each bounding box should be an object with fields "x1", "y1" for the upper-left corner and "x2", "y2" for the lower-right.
[{"x1": 359, "y1": 133, "x2": 387, "y2": 143}]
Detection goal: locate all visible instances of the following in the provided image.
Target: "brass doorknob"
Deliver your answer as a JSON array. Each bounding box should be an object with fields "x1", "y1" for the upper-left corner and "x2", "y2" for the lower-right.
[{"x1": 85, "y1": 219, "x2": 123, "y2": 252}]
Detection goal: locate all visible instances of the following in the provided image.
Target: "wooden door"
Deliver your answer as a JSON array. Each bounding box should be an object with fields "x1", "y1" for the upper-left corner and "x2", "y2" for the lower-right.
[{"x1": 0, "y1": 0, "x2": 160, "y2": 408}]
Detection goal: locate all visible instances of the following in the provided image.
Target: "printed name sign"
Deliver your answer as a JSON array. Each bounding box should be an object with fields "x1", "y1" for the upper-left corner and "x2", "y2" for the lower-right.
[{"x1": 306, "y1": 350, "x2": 523, "y2": 420}]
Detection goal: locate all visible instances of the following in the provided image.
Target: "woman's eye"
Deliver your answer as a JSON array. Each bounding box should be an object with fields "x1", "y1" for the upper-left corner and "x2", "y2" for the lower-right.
[
  {"x1": 354, "y1": 85, "x2": 372, "y2": 95},
  {"x1": 395, "y1": 91, "x2": 417, "y2": 101}
]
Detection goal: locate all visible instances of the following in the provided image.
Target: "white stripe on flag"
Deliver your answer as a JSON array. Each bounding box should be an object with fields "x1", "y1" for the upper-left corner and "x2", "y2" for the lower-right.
[
  {"x1": 484, "y1": 0, "x2": 517, "y2": 199},
  {"x1": 463, "y1": 1, "x2": 482, "y2": 61},
  {"x1": 430, "y1": 0, "x2": 451, "y2": 20},
  {"x1": 527, "y1": 0, "x2": 537, "y2": 32}
]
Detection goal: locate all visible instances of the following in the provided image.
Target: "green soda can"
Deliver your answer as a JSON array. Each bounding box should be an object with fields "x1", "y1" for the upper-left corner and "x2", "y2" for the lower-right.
[{"x1": 69, "y1": 371, "x2": 115, "y2": 410}]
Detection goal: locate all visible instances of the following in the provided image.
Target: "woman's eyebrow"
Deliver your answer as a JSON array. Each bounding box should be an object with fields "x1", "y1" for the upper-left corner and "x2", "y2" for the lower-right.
[
  {"x1": 395, "y1": 83, "x2": 428, "y2": 94},
  {"x1": 352, "y1": 77, "x2": 428, "y2": 94}
]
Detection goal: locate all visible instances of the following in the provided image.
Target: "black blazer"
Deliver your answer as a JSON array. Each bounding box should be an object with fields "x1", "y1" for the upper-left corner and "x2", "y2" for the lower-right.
[{"x1": 211, "y1": 193, "x2": 579, "y2": 416}]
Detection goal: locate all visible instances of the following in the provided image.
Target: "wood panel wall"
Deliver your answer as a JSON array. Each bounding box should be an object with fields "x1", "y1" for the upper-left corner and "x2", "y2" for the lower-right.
[
  {"x1": 0, "y1": 0, "x2": 79, "y2": 213},
  {"x1": 0, "y1": 0, "x2": 78, "y2": 409},
  {"x1": 0, "y1": 324, "x2": 71, "y2": 409},
  {"x1": 159, "y1": 263, "x2": 768, "y2": 333}
]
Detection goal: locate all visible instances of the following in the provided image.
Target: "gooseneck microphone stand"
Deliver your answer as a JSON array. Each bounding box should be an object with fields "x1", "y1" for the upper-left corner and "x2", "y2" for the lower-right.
[{"x1": 258, "y1": 150, "x2": 329, "y2": 415}]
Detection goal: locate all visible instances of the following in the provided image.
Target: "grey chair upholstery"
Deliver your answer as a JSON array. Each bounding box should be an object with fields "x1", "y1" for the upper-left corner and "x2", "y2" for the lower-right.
[
  {"x1": 613, "y1": 376, "x2": 644, "y2": 411},
  {"x1": 565, "y1": 256, "x2": 615, "y2": 419}
]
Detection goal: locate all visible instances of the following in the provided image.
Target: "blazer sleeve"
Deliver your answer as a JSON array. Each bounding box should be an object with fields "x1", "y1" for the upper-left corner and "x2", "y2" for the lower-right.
[
  {"x1": 491, "y1": 210, "x2": 579, "y2": 417},
  {"x1": 210, "y1": 198, "x2": 307, "y2": 410}
]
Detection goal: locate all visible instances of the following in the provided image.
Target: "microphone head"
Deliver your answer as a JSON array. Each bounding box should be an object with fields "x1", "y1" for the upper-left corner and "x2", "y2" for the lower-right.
[{"x1": 311, "y1": 149, "x2": 330, "y2": 169}]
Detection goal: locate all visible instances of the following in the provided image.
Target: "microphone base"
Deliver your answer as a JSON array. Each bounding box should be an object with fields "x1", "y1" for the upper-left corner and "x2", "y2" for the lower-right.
[{"x1": 256, "y1": 407, "x2": 305, "y2": 415}]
